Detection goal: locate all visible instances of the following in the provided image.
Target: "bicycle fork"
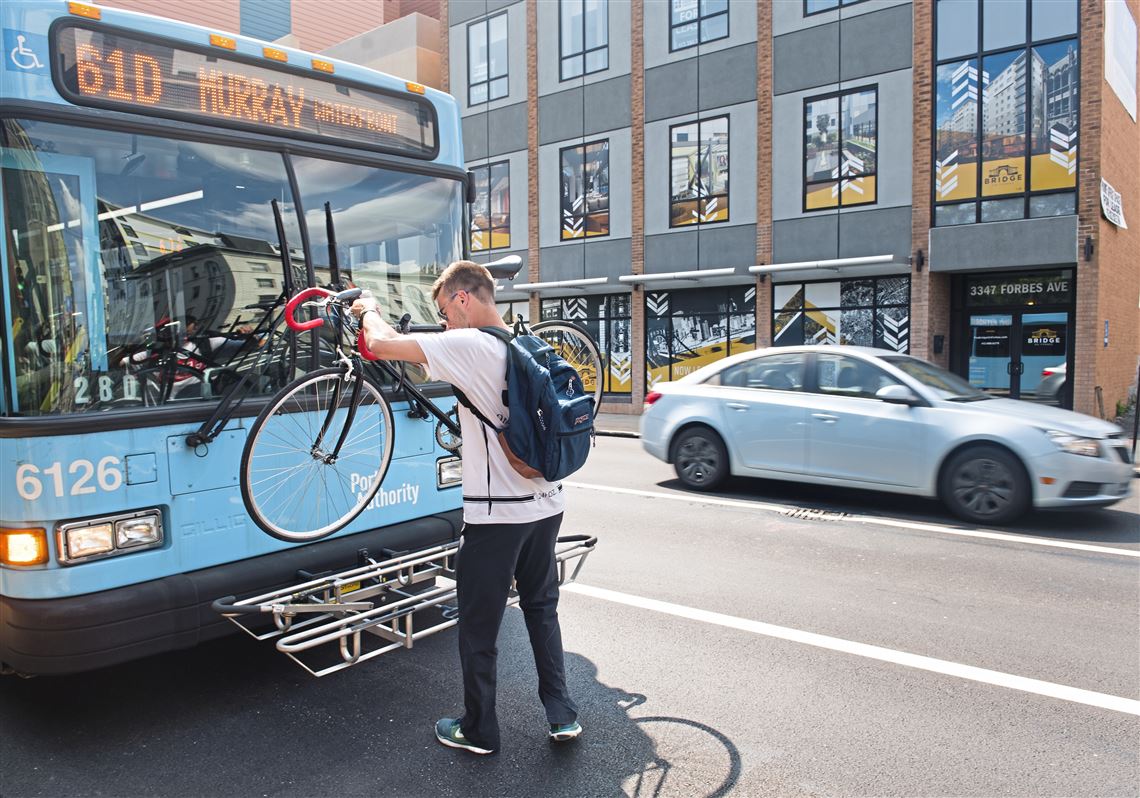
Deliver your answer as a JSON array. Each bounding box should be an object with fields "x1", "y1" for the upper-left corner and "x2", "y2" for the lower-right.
[{"x1": 311, "y1": 364, "x2": 364, "y2": 465}]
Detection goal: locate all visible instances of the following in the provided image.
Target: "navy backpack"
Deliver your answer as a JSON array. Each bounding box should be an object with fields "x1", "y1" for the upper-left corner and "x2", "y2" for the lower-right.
[{"x1": 454, "y1": 327, "x2": 595, "y2": 483}]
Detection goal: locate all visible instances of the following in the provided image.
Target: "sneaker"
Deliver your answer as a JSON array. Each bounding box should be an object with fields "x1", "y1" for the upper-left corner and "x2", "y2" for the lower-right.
[
  {"x1": 549, "y1": 720, "x2": 583, "y2": 742},
  {"x1": 435, "y1": 718, "x2": 494, "y2": 755}
]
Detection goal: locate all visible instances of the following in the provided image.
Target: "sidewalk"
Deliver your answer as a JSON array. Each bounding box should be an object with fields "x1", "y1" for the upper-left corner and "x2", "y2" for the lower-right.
[{"x1": 595, "y1": 411, "x2": 641, "y2": 438}]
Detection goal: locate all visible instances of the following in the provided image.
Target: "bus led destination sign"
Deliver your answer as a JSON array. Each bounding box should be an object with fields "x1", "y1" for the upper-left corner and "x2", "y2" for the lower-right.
[{"x1": 53, "y1": 25, "x2": 437, "y2": 157}]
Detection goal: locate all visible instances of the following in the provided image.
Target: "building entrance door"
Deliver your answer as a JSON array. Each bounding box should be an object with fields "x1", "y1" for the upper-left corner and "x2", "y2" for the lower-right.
[{"x1": 967, "y1": 311, "x2": 1070, "y2": 406}]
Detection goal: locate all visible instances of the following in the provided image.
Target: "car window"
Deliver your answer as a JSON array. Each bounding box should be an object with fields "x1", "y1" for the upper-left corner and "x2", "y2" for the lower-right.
[
  {"x1": 717, "y1": 353, "x2": 805, "y2": 391},
  {"x1": 814, "y1": 353, "x2": 902, "y2": 399}
]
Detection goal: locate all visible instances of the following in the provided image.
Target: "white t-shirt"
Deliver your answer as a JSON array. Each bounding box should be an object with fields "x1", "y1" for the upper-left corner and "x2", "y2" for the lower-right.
[{"x1": 416, "y1": 328, "x2": 565, "y2": 524}]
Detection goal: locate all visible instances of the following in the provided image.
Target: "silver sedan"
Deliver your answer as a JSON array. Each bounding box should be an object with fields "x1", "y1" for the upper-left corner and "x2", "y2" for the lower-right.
[{"x1": 640, "y1": 346, "x2": 1134, "y2": 525}]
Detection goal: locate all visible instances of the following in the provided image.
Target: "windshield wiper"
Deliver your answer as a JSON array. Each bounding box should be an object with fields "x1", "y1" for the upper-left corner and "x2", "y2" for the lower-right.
[{"x1": 946, "y1": 395, "x2": 992, "y2": 402}]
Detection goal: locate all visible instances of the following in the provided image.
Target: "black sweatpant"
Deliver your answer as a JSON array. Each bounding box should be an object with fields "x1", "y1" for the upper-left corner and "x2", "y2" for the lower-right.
[{"x1": 456, "y1": 512, "x2": 578, "y2": 751}]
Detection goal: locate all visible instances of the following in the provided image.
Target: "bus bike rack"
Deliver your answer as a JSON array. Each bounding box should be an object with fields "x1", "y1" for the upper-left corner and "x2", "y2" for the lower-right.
[{"x1": 211, "y1": 535, "x2": 596, "y2": 678}]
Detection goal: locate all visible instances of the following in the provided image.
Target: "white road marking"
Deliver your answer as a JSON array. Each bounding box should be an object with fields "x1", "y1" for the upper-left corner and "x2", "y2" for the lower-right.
[
  {"x1": 565, "y1": 481, "x2": 1140, "y2": 558},
  {"x1": 563, "y1": 582, "x2": 1140, "y2": 717}
]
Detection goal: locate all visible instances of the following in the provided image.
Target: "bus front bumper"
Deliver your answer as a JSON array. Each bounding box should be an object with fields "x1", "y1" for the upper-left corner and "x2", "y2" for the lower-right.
[{"x1": 0, "y1": 511, "x2": 461, "y2": 676}]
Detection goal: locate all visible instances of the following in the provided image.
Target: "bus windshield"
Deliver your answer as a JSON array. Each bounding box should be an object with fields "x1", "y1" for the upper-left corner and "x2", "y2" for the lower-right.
[{"x1": 0, "y1": 118, "x2": 463, "y2": 416}]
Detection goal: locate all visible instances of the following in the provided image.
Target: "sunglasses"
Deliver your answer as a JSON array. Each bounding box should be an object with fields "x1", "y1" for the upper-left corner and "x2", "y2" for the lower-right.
[{"x1": 437, "y1": 291, "x2": 463, "y2": 321}]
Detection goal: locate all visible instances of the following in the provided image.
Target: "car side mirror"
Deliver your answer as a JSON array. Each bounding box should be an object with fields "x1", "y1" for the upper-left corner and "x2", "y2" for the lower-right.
[{"x1": 876, "y1": 384, "x2": 921, "y2": 406}]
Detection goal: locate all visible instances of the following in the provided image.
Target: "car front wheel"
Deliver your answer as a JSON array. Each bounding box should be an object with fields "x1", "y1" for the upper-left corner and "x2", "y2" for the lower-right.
[
  {"x1": 671, "y1": 427, "x2": 729, "y2": 491},
  {"x1": 940, "y1": 445, "x2": 1030, "y2": 525}
]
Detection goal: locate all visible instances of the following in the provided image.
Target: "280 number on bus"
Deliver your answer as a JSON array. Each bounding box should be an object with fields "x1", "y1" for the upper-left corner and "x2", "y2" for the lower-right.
[{"x1": 15, "y1": 458, "x2": 124, "y2": 500}]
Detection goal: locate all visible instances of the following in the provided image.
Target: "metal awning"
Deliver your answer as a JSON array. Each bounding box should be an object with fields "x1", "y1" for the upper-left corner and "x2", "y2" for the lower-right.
[{"x1": 749, "y1": 255, "x2": 909, "y2": 281}]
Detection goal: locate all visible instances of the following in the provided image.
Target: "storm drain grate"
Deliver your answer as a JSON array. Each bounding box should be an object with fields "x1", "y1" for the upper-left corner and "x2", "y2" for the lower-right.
[{"x1": 781, "y1": 507, "x2": 851, "y2": 522}]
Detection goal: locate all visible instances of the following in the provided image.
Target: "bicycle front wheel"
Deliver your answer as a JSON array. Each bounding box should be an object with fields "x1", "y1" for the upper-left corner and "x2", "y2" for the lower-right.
[
  {"x1": 240, "y1": 367, "x2": 395, "y2": 543},
  {"x1": 531, "y1": 320, "x2": 603, "y2": 414}
]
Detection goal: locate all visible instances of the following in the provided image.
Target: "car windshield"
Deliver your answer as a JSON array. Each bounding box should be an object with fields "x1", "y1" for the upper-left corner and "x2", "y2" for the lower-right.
[{"x1": 881, "y1": 355, "x2": 990, "y2": 401}]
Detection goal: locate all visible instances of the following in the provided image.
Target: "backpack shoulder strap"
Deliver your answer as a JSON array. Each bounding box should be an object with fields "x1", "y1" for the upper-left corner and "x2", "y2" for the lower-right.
[{"x1": 452, "y1": 326, "x2": 512, "y2": 429}]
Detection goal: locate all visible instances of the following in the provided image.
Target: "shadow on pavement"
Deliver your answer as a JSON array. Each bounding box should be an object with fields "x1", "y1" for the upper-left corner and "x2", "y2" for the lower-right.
[
  {"x1": 0, "y1": 624, "x2": 742, "y2": 798},
  {"x1": 653, "y1": 475, "x2": 1139, "y2": 547}
]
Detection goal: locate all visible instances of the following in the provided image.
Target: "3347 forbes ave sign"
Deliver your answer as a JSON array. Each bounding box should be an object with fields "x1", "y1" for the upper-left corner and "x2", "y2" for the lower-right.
[{"x1": 966, "y1": 271, "x2": 1073, "y2": 307}]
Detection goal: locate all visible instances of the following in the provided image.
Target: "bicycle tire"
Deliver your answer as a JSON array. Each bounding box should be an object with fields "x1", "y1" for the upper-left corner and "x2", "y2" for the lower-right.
[
  {"x1": 530, "y1": 320, "x2": 604, "y2": 415},
  {"x1": 240, "y1": 367, "x2": 395, "y2": 543},
  {"x1": 136, "y1": 364, "x2": 207, "y2": 406}
]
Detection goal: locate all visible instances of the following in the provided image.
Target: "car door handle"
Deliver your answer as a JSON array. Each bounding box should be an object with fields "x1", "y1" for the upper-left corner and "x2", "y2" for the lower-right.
[
  {"x1": 726, "y1": 402, "x2": 749, "y2": 411},
  {"x1": 811, "y1": 413, "x2": 838, "y2": 423}
]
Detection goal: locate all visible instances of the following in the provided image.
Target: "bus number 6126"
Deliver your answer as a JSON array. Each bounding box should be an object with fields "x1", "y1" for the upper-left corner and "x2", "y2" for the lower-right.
[{"x1": 16, "y1": 458, "x2": 125, "y2": 501}]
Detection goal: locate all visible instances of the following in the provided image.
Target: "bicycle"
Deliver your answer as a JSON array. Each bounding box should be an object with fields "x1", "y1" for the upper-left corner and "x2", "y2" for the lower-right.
[{"x1": 238, "y1": 256, "x2": 603, "y2": 544}]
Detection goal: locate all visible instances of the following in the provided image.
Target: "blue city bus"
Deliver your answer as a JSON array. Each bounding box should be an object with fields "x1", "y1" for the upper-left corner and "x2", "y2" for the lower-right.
[{"x1": 0, "y1": 1, "x2": 469, "y2": 674}]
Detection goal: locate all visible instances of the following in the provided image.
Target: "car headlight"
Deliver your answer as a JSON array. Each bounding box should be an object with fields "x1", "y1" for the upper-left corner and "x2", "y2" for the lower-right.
[{"x1": 1045, "y1": 430, "x2": 1101, "y2": 458}]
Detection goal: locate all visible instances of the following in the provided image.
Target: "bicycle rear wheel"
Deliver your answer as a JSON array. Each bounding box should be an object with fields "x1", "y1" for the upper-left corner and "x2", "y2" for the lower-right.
[
  {"x1": 240, "y1": 367, "x2": 395, "y2": 543},
  {"x1": 531, "y1": 320, "x2": 603, "y2": 414}
]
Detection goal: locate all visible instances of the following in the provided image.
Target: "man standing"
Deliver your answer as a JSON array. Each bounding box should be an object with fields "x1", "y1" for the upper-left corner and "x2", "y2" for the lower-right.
[{"x1": 352, "y1": 261, "x2": 581, "y2": 756}]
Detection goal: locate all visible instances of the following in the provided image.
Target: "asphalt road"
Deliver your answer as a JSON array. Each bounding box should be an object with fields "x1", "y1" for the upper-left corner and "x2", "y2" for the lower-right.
[{"x1": 2, "y1": 437, "x2": 1137, "y2": 797}]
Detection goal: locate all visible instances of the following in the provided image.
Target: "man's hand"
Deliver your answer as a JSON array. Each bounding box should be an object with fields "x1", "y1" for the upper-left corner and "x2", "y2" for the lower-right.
[
  {"x1": 350, "y1": 295, "x2": 379, "y2": 320},
  {"x1": 348, "y1": 295, "x2": 428, "y2": 365}
]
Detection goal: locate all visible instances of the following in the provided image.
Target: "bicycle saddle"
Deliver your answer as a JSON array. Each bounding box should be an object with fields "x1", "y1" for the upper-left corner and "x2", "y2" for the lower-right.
[{"x1": 483, "y1": 254, "x2": 523, "y2": 280}]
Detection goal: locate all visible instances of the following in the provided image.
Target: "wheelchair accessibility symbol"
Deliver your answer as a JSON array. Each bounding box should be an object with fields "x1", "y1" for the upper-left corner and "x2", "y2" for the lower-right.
[{"x1": 10, "y1": 35, "x2": 43, "y2": 69}]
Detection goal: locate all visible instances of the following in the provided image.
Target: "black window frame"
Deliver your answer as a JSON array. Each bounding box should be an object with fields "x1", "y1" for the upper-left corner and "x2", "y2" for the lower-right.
[
  {"x1": 467, "y1": 11, "x2": 509, "y2": 107},
  {"x1": 668, "y1": 114, "x2": 731, "y2": 228},
  {"x1": 559, "y1": 138, "x2": 610, "y2": 241},
  {"x1": 559, "y1": 0, "x2": 609, "y2": 82},
  {"x1": 468, "y1": 159, "x2": 511, "y2": 253},
  {"x1": 804, "y1": 0, "x2": 870, "y2": 17},
  {"x1": 802, "y1": 85, "x2": 879, "y2": 214},
  {"x1": 932, "y1": 0, "x2": 1081, "y2": 227},
  {"x1": 669, "y1": 0, "x2": 730, "y2": 53}
]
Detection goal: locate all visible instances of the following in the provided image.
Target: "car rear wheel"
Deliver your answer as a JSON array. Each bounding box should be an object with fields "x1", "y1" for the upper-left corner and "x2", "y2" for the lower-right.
[
  {"x1": 671, "y1": 427, "x2": 729, "y2": 491},
  {"x1": 940, "y1": 445, "x2": 1030, "y2": 525}
]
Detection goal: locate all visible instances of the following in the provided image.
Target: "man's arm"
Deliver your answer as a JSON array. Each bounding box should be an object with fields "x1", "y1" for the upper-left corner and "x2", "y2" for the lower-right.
[{"x1": 352, "y1": 301, "x2": 428, "y2": 364}]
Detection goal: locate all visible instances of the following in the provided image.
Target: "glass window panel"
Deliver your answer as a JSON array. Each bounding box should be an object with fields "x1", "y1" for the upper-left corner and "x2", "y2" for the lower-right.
[
  {"x1": 560, "y1": 146, "x2": 584, "y2": 239},
  {"x1": 840, "y1": 309, "x2": 873, "y2": 346},
  {"x1": 489, "y1": 162, "x2": 510, "y2": 249},
  {"x1": 672, "y1": 0, "x2": 698, "y2": 26},
  {"x1": 469, "y1": 165, "x2": 490, "y2": 251},
  {"x1": 935, "y1": 59, "x2": 980, "y2": 202},
  {"x1": 701, "y1": 0, "x2": 728, "y2": 14},
  {"x1": 702, "y1": 116, "x2": 730, "y2": 198},
  {"x1": 701, "y1": 14, "x2": 728, "y2": 43},
  {"x1": 806, "y1": 0, "x2": 839, "y2": 13},
  {"x1": 561, "y1": 0, "x2": 583, "y2": 53},
  {"x1": 1030, "y1": 40, "x2": 1078, "y2": 191},
  {"x1": 584, "y1": 0, "x2": 607, "y2": 49},
  {"x1": 842, "y1": 89, "x2": 877, "y2": 176},
  {"x1": 980, "y1": 197, "x2": 1024, "y2": 221},
  {"x1": 805, "y1": 308, "x2": 837, "y2": 345},
  {"x1": 1029, "y1": 192, "x2": 1075, "y2": 217},
  {"x1": 646, "y1": 315, "x2": 672, "y2": 387},
  {"x1": 875, "y1": 276, "x2": 910, "y2": 306},
  {"x1": 488, "y1": 14, "x2": 508, "y2": 79},
  {"x1": 585, "y1": 141, "x2": 609, "y2": 211},
  {"x1": 468, "y1": 20, "x2": 488, "y2": 84},
  {"x1": 935, "y1": 202, "x2": 977, "y2": 225},
  {"x1": 489, "y1": 77, "x2": 509, "y2": 100},
  {"x1": 805, "y1": 281, "x2": 841, "y2": 309},
  {"x1": 805, "y1": 96, "x2": 839, "y2": 184},
  {"x1": 671, "y1": 121, "x2": 700, "y2": 209},
  {"x1": 470, "y1": 82, "x2": 488, "y2": 106},
  {"x1": 937, "y1": 0, "x2": 978, "y2": 59},
  {"x1": 1032, "y1": 0, "x2": 1077, "y2": 41},
  {"x1": 841, "y1": 279, "x2": 873, "y2": 306},
  {"x1": 983, "y1": 0, "x2": 1026, "y2": 51},
  {"x1": 585, "y1": 48, "x2": 608, "y2": 74},
  {"x1": 874, "y1": 306, "x2": 910, "y2": 352},
  {"x1": 981, "y1": 50, "x2": 1027, "y2": 196},
  {"x1": 0, "y1": 119, "x2": 319, "y2": 415},
  {"x1": 295, "y1": 155, "x2": 463, "y2": 330},
  {"x1": 672, "y1": 22, "x2": 698, "y2": 50},
  {"x1": 773, "y1": 311, "x2": 804, "y2": 346},
  {"x1": 774, "y1": 284, "x2": 804, "y2": 311},
  {"x1": 561, "y1": 55, "x2": 583, "y2": 80}
]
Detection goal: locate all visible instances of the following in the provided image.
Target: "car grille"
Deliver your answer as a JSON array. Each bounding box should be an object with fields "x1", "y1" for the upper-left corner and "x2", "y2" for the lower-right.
[{"x1": 1062, "y1": 481, "x2": 1102, "y2": 498}]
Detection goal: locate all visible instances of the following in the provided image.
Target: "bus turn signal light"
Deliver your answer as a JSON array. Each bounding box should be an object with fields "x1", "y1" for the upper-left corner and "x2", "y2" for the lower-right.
[
  {"x1": 406, "y1": 81, "x2": 426, "y2": 95},
  {"x1": 263, "y1": 47, "x2": 287, "y2": 62},
  {"x1": 68, "y1": 2, "x2": 102, "y2": 19},
  {"x1": 311, "y1": 59, "x2": 334, "y2": 74},
  {"x1": 209, "y1": 34, "x2": 237, "y2": 50},
  {"x1": 0, "y1": 528, "x2": 49, "y2": 566}
]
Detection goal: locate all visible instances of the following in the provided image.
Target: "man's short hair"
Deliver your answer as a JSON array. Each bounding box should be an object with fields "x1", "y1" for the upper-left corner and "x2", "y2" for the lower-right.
[{"x1": 432, "y1": 260, "x2": 495, "y2": 303}]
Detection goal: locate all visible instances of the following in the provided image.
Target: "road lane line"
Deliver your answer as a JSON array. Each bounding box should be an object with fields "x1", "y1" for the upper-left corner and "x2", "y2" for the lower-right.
[
  {"x1": 563, "y1": 583, "x2": 1140, "y2": 717},
  {"x1": 565, "y1": 481, "x2": 1140, "y2": 558}
]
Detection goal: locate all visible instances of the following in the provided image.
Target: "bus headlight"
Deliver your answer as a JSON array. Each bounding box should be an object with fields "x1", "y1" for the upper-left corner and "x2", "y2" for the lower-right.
[
  {"x1": 58, "y1": 510, "x2": 163, "y2": 565},
  {"x1": 437, "y1": 456, "x2": 462, "y2": 488}
]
